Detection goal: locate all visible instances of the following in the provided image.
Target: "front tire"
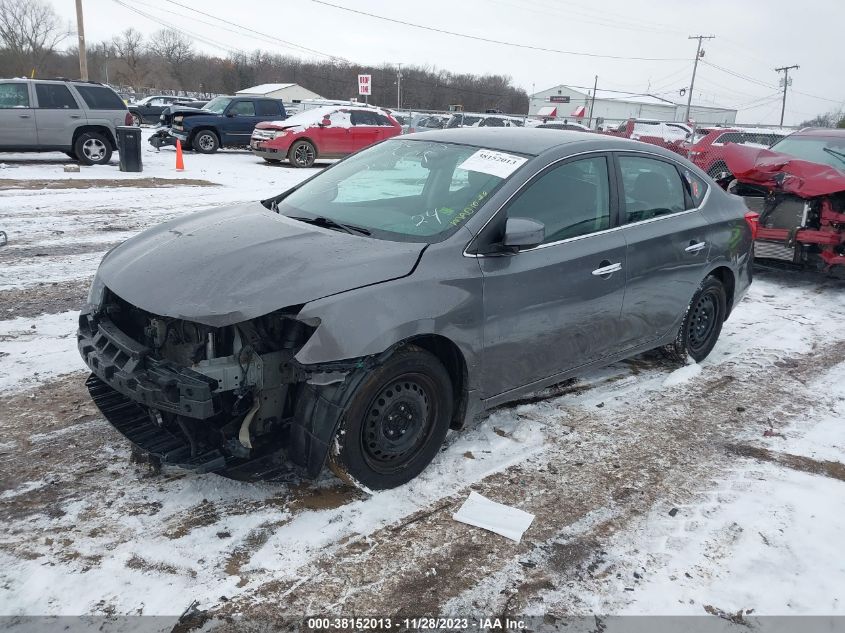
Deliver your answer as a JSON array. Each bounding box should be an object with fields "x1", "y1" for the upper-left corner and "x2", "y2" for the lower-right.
[
  {"x1": 329, "y1": 345, "x2": 454, "y2": 490},
  {"x1": 74, "y1": 131, "x2": 112, "y2": 166},
  {"x1": 192, "y1": 130, "x2": 219, "y2": 154},
  {"x1": 288, "y1": 140, "x2": 316, "y2": 167},
  {"x1": 663, "y1": 276, "x2": 726, "y2": 363},
  {"x1": 131, "y1": 113, "x2": 142, "y2": 126}
]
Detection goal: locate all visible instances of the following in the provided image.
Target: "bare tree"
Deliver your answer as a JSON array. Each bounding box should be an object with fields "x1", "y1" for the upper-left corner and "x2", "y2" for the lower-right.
[
  {"x1": 149, "y1": 28, "x2": 193, "y2": 90},
  {"x1": 0, "y1": 0, "x2": 68, "y2": 76},
  {"x1": 799, "y1": 109, "x2": 845, "y2": 129},
  {"x1": 112, "y1": 28, "x2": 147, "y2": 89}
]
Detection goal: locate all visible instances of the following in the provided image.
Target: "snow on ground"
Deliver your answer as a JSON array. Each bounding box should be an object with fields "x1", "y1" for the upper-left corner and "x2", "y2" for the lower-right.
[
  {"x1": 2, "y1": 139, "x2": 845, "y2": 623},
  {"x1": 0, "y1": 311, "x2": 82, "y2": 393}
]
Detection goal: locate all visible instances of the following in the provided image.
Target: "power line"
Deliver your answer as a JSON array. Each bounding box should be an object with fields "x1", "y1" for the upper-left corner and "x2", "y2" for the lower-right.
[
  {"x1": 162, "y1": 0, "x2": 343, "y2": 60},
  {"x1": 486, "y1": 0, "x2": 682, "y2": 36},
  {"x1": 700, "y1": 60, "x2": 779, "y2": 90},
  {"x1": 110, "y1": 0, "x2": 238, "y2": 54},
  {"x1": 310, "y1": 0, "x2": 687, "y2": 62}
]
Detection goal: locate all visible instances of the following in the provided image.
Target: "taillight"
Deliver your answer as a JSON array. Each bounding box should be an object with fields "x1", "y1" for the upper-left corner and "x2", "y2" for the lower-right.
[
  {"x1": 124, "y1": 112, "x2": 133, "y2": 126},
  {"x1": 744, "y1": 211, "x2": 759, "y2": 240}
]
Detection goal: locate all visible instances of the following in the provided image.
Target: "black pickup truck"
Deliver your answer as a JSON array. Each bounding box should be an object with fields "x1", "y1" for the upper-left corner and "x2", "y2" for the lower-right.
[{"x1": 162, "y1": 95, "x2": 286, "y2": 153}]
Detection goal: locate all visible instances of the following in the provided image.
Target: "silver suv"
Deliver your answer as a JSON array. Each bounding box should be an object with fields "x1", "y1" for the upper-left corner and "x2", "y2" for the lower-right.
[{"x1": 0, "y1": 78, "x2": 131, "y2": 165}]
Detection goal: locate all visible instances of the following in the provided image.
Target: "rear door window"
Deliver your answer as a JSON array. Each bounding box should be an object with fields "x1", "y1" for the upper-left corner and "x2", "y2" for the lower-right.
[
  {"x1": 255, "y1": 100, "x2": 280, "y2": 116},
  {"x1": 618, "y1": 155, "x2": 687, "y2": 222},
  {"x1": 35, "y1": 84, "x2": 79, "y2": 109},
  {"x1": 229, "y1": 101, "x2": 256, "y2": 116},
  {"x1": 350, "y1": 110, "x2": 380, "y2": 126},
  {"x1": 0, "y1": 83, "x2": 30, "y2": 108},
  {"x1": 75, "y1": 85, "x2": 126, "y2": 110},
  {"x1": 681, "y1": 168, "x2": 708, "y2": 207}
]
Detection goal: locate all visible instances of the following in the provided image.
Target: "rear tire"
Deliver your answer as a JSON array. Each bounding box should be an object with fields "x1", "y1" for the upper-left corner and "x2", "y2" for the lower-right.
[
  {"x1": 192, "y1": 130, "x2": 219, "y2": 154},
  {"x1": 288, "y1": 140, "x2": 316, "y2": 167},
  {"x1": 329, "y1": 345, "x2": 454, "y2": 490},
  {"x1": 662, "y1": 276, "x2": 726, "y2": 363},
  {"x1": 74, "y1": 131, "x2": 112, "y2": 166}
]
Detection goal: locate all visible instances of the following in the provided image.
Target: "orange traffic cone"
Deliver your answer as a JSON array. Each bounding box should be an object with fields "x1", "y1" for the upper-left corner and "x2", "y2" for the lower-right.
[{"x1": 175, "y1": 139, "x2": 185, "y2": 171}]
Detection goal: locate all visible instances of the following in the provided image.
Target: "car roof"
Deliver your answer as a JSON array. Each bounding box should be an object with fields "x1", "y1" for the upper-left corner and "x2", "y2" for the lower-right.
[
  {"x1": 403, "y1": 127, "x2": 664, "y2": 156},
  {"x1": 792, "y1": 127, "x2": 845, "y2": 138}
]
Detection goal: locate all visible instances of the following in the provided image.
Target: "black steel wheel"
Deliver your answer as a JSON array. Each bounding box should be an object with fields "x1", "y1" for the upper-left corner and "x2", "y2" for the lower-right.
[
  {"x1": 329, "y1": 345, "x2": 453, "y2": 490},
  {"x1": 288, "y1": 140, "x2": 316, "y2": 168},
  {"x1": 663, "y1": 276, "x2": 727, "y2": 363}
]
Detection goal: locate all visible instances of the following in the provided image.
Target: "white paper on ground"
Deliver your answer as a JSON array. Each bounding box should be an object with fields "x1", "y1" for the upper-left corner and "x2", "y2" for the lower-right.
[{"x1": 452, "y1": 491, "x2": 535, "y2": 542}]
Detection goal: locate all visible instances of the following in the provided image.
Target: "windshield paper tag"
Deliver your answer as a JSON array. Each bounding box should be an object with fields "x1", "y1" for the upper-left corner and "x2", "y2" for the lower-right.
[{"x1": 458, "y1": 149, "x2": 527, "y2": 178}]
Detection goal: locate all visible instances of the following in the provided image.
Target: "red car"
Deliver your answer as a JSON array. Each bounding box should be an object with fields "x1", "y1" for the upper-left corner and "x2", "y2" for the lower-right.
[
  {"x1": 687, "y1": 127, "x2": 787, "y2": 179},
  {"x1": 250, "y1": 105, "x2": 401, "y2": 167}
]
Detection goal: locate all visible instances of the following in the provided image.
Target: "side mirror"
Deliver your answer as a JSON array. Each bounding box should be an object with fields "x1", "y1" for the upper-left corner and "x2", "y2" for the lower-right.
[
  {"x1": 502, "y1": 218, "x2": 545, "y2": 252},
  {"x1": 225, "y1": 112, "x2": 236, "y2": 117},
  {"x1": 319, "y1": 118, "x2": 331, "y2": 127}
]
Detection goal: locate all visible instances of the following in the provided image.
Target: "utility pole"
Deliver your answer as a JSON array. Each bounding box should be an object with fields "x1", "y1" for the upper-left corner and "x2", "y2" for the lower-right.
[
  {"x1": 75, "y1": 0, "x2": 88, "y2": 80},
  {"x1": 775, "y1": 64, "x2": 799, "y2": 127},
  {"x1": 588, "y1": 75, "x2": 598, "y2": 128},
  {"x1": 396, "y1": 63, "x2": 402, "y2": 109},
  {"x1": 684, "y1": 35, "x2": 714, "y2": 123}
]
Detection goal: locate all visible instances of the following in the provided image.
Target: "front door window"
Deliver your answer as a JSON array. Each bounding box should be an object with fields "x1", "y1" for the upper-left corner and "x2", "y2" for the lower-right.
[{"x1": 506, "y1": 156, "x2": 611, "y2": 244}]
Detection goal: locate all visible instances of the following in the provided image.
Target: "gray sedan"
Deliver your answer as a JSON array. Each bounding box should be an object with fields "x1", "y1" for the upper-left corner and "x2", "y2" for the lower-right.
[{"x1": 78, "y1": 129, "x2": 755, "y2": 489}]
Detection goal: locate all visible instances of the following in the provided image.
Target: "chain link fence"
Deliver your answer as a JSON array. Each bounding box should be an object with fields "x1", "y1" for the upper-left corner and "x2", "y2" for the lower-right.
[{"x1": 387, "y1": 107, "x2": 798, "y2": 181}]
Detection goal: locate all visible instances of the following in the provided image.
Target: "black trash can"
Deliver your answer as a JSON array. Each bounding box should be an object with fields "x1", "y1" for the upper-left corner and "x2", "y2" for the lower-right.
[{"x1": 116, "y1": 125, "x2": 143, "y2": 172}]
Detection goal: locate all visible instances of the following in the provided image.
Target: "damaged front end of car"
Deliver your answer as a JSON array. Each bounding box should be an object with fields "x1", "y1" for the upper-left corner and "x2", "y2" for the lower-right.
[
  {"x1": 720, "y1": 144, "x2": 845, "y2": 274},
  {"x1": 78, "y1": 287, "x2": 365, "y2": 480}
]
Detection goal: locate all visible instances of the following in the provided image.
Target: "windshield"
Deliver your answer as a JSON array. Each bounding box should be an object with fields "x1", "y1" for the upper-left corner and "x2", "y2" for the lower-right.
[
  {"x1": 203, "y1": 97, "x2": 232, "y2": 113},
  {"x1": 770, "y1": 135, "x2": 845, "y2": 170},
  {"x1": 277, "y1": 139, "x2": 527, "y2": 242}
]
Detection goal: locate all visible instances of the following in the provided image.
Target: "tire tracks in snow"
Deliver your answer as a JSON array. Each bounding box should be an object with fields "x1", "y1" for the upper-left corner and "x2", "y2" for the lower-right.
[{"x1": 209, "y1": 340, "x2": 845, "y2": 622}]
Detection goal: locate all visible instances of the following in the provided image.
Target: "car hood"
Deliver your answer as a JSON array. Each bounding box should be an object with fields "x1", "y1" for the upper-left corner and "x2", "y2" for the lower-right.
[
  {"x1": 722, "y1": 144, "x2": 845, "y2": 198},
  {"x1": 97, "y1": 202, "x2": 426, "y2": 327},
  {"x1": 170, "y1": 106, "x2": 211, "y2": 117}
]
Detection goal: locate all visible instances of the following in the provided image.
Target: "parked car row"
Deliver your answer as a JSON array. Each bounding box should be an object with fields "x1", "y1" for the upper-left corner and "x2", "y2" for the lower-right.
[{"x1": 128, "y1": 95, "x2": 208, "y2": 125}]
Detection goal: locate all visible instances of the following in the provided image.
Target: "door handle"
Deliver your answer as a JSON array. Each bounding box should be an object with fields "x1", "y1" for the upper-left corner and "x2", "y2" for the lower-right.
[
  {"x1": 19, "y1": 114, "x2": 30, "y2": 118},
  {"x1": 685, "y1": 241, "x2": 707, "y2": 254},
  {"x1": 592, "y1": 262, "x2": 622, "y2": 276},
  {"x1": 70, "y1": 114, "x2": 82, "y2": 119}
]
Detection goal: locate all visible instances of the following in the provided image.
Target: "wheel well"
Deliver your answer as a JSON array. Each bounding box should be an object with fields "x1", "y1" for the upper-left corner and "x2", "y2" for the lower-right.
[
  {"x1": 72, "y1": 126, "x2": 116, "y2": 150},
  {"x1": 708, "y1": 266, "x2": 736, "y2": 315},
  {"x1": 405, "y1": 334, "x2": 467, "y2": 429},
  {"x1": 190, "y1": 127, "x2": 219, "y2": 144},
  {"x1": 291, "y1": 137, "x2": 319, "y2": 158}
]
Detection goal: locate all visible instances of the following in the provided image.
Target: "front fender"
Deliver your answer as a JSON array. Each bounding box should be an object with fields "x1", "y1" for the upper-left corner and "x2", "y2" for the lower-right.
[{"x1": 293, "y1": 238, "x2": 484, "y2": 392}]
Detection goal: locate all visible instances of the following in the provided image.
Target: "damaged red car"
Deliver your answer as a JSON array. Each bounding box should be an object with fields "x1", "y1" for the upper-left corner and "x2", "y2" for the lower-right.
[{"x1": 720, "y1": 128, "x2": 845, "y2": 274}]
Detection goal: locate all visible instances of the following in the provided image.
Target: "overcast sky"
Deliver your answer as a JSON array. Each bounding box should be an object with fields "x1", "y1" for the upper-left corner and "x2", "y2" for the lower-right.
[{"x1": 50, "y1": 0, "x2": 842, "y2": 125}]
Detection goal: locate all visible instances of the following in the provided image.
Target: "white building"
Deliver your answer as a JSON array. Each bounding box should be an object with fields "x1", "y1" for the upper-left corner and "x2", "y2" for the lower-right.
[
  {"x1": 236, "y1": 83, "x2": 324, "y2": 102},
  {"x1": 529, "y1": 84, "x2": 736, "y2": 126}
]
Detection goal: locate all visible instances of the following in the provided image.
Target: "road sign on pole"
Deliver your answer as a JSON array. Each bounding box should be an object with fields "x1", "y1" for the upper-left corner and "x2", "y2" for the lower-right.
[{"x1": 358, "y1": 74, "x2": 372, "y2": 96}]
